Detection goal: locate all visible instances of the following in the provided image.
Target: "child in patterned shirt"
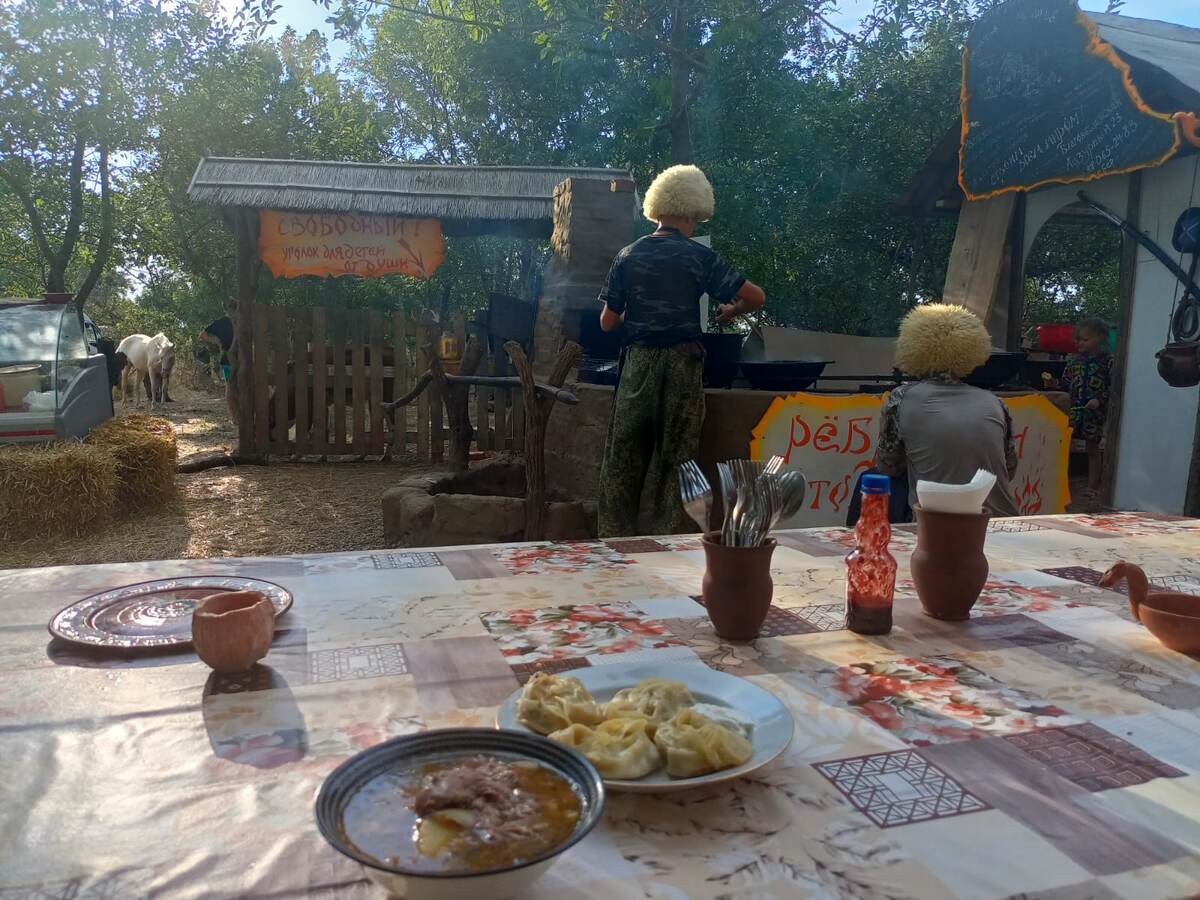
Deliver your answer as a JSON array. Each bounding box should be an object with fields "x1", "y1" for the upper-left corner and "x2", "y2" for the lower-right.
[{"x1": 1061, "y1": 318, "x2": 1113, "y2": 503}]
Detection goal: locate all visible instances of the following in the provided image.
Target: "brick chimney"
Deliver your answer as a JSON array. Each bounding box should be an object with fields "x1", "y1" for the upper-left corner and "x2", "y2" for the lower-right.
[{"x1": 532, "y1": 178, "x2": 636, "y2": 373}]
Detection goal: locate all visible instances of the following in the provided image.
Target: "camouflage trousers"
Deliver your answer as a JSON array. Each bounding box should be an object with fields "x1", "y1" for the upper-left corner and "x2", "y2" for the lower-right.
[{"x1": 598, "y1": 342, "x2": 705, "y2": 538}]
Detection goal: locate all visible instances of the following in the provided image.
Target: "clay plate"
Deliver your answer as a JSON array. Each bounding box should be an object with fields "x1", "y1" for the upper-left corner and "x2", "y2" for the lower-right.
[{"x1": 49, "y1": 576, "x2": 292, "y2": 650}]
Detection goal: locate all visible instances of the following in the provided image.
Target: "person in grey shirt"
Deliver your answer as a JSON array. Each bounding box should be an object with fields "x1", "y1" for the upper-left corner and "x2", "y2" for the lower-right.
[{"x1": 875, "y1": 304, "x2": 1019, "y2": 518}]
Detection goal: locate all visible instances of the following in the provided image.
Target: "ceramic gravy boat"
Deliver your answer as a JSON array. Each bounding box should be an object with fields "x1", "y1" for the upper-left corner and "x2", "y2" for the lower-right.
[{"x1": 1099, "y1": 562, "x2": 1200, "y2": 656}]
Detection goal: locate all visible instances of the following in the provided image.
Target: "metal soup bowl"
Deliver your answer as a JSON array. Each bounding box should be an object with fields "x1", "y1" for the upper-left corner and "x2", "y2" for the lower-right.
[{"x1": 314, "y1": 728, "x2": 606, "y2": 900}]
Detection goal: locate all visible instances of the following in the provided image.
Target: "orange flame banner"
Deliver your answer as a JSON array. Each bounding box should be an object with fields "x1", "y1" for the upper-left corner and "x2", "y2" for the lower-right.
[{"x1": 749, "y1": 392, "x2": 1070, "y2": 527}]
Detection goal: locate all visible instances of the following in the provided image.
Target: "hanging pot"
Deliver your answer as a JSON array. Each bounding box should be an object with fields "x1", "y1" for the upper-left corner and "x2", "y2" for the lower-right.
[{"x1": 1156, "y1": 342, "x2": 1200, "y2": 388}]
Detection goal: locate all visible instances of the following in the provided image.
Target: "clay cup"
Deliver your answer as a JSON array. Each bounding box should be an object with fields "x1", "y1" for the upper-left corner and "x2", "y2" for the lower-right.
[
  {"x1": 192, "y1": 591, "x2": 275, "y2": 673},
  {"x1": 701, "y1": 533, "x2": 776, "y2": 640}
]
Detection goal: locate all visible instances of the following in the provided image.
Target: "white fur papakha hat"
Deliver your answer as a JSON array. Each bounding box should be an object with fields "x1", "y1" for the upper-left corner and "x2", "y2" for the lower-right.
[
  {"x1": 894, "y1": 303, "x2": 992, "y2": 379},
  {"x1": 642, "y1": 165, "x2": 715, "y2": 223}
]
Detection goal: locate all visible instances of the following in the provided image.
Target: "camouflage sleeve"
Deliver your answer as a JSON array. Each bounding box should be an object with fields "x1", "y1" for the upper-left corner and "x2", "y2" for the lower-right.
[
  {"x1": 874, "y1": 386, "x2": 908, "y2": 476},
  {"x1": 704, "y1": 251, "x2": 747, "y2": 303},
  {"x1": 598, "y1": 256, "x2": 626, "y2": 314}
]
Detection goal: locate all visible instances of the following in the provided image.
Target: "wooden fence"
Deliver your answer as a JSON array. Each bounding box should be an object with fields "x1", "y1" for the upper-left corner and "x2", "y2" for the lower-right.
[{"x1": 248, "y1": 303, "x2": 526, "y2": 459}]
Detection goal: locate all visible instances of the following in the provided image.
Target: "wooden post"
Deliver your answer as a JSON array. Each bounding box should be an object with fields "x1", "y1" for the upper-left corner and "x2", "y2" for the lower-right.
[
  {"x1": 492, "y1": 350, "x2": 509, "y2": 449},
  {"x1": 331, "y1": 309, "x2": 348, "y2": 452},
  {"x1": 293, "y1": 309, "x2": 310, "y2": 457},
  {"x1": 416, "y1": 312, "x2": 432, "y2": 460},
  {"x1": 234, "y1": 212, "x2": 259, "y2": 458},
  {"x1": 311, "y1": 307, "x2": 328, "y2": 456},
  {"x1": 1101, "y1": 172, "x2": 1142, "y2": 510},
  {"x1": 271, "y1": 306, "x2": 289, "y2": 457},
  {"x1": 505, "y1": 340, "x2": 582, "y2": 541},
  {"x1": 351, "y1": 312, "x2": 368, "y2": 456},
  {"x1": 391, "y1": 310, "x2": 409, "y2": 454},
  {"x1": 475, "y1": 335, "x2": 492, "y2": 450},
  {"x1": 943, "y1": 193, "x2": 1018, "y2": 331},
  {"x1": 369, "y1": 310, "x2": 385, "y2": 453},
  {"x1": 252, "y1": 302, "x2": 270, "y2": 453},
  {"x1": 1005, "y1": 192, "x2": 1027, "y2": 352},
  {"x1": 432, "y1": 337, "x2": 486, "y2": 472},
  {"x1": 430, "y1": 324, "x2": 444, "y2": 462}
]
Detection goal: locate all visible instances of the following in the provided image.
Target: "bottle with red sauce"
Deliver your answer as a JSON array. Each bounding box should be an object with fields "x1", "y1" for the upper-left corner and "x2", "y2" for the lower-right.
[{"x1": 845, "y1": 474, "x2": 897, "y2": 635}]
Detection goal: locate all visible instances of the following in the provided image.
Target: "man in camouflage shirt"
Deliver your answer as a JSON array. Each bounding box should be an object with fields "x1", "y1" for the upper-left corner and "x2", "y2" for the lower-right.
[{"x1": 597, "y1": 165, "x2": 766, "y2": 536}]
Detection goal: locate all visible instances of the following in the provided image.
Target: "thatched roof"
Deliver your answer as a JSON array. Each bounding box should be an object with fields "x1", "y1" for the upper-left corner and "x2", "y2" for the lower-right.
[
  {"x1": 187, "y1": 157, "x2": 633, "y2": 237},
  {"x1": 899, "y1": 11, "x2": 1200, "y2": 215}
]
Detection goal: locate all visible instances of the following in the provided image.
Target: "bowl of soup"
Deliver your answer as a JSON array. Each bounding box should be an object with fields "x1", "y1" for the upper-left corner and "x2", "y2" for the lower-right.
[{"x1": 314, "y1": 728, "x2": 606, "y2": 900}]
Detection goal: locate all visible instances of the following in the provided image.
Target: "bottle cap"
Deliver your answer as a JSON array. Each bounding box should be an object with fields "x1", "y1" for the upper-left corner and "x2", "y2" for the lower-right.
[{"x1": 861, "y1": 474, "x2": 891, "y2": 495}]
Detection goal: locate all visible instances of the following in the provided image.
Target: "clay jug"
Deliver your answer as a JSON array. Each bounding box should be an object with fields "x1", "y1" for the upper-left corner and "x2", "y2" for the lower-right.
[
  {"x1": 192, "y1": 591, "x2": 275, "y2": 673},
  {"x1": 910, "y1": 508, "x2": 990, "y2": 621},
  {"x1": 701, "y1": 533, "x2": 776, "y2": 640}
]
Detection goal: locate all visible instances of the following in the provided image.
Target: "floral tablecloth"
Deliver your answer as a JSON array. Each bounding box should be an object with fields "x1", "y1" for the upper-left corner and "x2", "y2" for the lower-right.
[{"x1": 3, "y1": 513, "x2": 1200, "y2": 899}]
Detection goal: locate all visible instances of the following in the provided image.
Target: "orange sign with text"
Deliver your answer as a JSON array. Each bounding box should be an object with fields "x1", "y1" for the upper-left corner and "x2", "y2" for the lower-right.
[
  {"x1": 259, "y1": 211, "x2": 445, "y2": 279},
  {"x1": 749, "y1": 392, "x2": 1069, "y2": 527}
]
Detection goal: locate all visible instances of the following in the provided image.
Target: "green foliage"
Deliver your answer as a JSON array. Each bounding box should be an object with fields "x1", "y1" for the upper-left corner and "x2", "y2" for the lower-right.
[
  {"x1": 1023, "y1": 221, "x2": 1122, "y2": 328},
  {"x1": 1, "y1": 0, "x2": 1122, "y2": 345}
]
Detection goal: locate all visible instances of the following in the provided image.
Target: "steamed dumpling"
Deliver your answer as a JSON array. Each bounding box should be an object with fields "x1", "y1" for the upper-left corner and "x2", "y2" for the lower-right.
[
  {"x1": 550, "y1": 718, "x2": 662, "y2": 779},
  {"x1": 653, "y1": 708, "x2": 754, "y2": 778},
  {"x1": 603, "y1": 678, "x2": 694, "y2": 735},
  {"x1": 517, "y1": 672, "x2": 603, "y2": 735}
]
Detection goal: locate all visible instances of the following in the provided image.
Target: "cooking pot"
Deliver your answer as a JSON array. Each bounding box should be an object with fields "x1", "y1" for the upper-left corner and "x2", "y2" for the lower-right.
[
  {"x1": 963, "y1": 351, "x2": 1027, "y2": 389},
  {"x1": 701, "y1": 333, "x2": 744, "y2": 388},
  {"x1": 1156, "y1": 342, "x2": 1200, "y2": 388}
]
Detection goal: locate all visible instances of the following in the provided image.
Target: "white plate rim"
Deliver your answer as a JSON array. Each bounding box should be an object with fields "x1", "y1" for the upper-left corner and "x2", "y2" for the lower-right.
[{"x1": 496, "y1": 661, "x2": 795, "y2": 793}]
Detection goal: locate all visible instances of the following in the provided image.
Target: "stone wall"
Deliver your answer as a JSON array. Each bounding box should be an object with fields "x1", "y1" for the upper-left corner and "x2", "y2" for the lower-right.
[
  {"x1": 382, "y1": 469, "x2": 597, "y2": 547},
  {"x1": 532, "y1": 178, "x2": 636, "y2": 372}
]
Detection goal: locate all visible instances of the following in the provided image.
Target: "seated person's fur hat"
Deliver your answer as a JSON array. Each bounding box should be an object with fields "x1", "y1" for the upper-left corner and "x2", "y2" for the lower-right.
[
  {"x1": 895, "y1": 304, "x2": 992, "y2": 379},
  {"x1": 643, "y1": 165, "x2": 715, "y2": 223}
]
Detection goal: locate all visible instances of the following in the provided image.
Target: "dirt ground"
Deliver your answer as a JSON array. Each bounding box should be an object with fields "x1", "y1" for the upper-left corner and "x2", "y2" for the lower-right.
[{"x1": 0, "y1": 384, "x2": 435, "y2": 570}]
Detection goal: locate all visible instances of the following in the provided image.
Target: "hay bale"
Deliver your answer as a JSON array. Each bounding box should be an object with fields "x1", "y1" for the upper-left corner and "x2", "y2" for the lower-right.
[
  {"x1": 86, "y1": 415, "x2": 178, "y2": 509},
  {"x1": 0, "y1": 443, "x2": 118, "y2": 542}
]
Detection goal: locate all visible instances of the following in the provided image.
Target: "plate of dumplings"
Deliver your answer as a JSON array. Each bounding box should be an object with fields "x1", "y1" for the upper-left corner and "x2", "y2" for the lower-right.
[{"x1": 496, "y1": 662, "x2": 795, "y2": 792}]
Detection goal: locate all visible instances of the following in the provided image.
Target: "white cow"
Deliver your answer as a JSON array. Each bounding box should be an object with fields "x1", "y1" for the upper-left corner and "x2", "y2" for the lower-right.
[{"x1": 116, "y1": 333, "x2": 176, "y2": 409}]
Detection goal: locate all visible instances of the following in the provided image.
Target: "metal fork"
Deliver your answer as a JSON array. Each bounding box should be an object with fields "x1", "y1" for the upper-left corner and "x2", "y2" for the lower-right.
[
  {"x1": 717, "y1": 462, "x2": 736, "y2": 544},
  {"x1": 678, "y1": 459, "x2": 713, "y2": 534}
]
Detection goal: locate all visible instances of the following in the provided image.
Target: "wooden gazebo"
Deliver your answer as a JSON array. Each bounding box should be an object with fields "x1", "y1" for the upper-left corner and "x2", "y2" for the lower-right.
[{"x1": 187, "y1": 157, "x2": 632, "y2": 460}]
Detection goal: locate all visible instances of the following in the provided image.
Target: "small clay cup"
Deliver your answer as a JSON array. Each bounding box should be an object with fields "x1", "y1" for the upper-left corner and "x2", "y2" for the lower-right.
[
  {"x1": 910, "y1": 507, "x2": 990, "y2": 621},
  {"x1": 192, "y1": 591, "x2": 275, "y2": 673},
  {"x1": 701, "y1": 532, "x2": 776, "y2": 640}
]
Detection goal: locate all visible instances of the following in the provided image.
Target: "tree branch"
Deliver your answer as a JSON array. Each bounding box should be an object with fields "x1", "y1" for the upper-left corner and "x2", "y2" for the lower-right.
[
  {"x1": 56, "y1": 130, "x2": 87, "y2": 283},
  {"x1": 74, "y1": 140, "x2": 114, "y2": 306},
  {"x1": 0, "y1": 165, "x2": 54, "y2": 283}
]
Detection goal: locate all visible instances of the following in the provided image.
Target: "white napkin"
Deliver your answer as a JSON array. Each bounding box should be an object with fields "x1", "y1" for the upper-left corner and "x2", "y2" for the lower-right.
[{"x1": 916, "y1": 469, "x2": 996, "y2": 515}]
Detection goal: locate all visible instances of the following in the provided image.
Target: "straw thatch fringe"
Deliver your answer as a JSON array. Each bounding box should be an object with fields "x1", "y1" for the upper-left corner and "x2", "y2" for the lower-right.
[
  {"x1": 188, "y1": 158, "x2": 631, "y2": 222},
  {"x1": 0, "y1": 443, "x2": 118, "y2": 542},
  {"x1": 86, "y1": 415, "x2": 179, "y2": 509}
]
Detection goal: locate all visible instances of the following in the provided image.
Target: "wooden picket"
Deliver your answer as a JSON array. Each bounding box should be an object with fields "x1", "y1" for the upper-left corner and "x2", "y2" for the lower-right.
[{"x1": 248, "y1": 303, "x2": 534, "y2": 461}]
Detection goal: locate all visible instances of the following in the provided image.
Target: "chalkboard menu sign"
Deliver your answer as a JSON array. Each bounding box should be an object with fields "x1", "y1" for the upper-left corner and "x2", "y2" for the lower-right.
[{"x1": 960, "y1": 0, "x2": 1180, "y2": 200}]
